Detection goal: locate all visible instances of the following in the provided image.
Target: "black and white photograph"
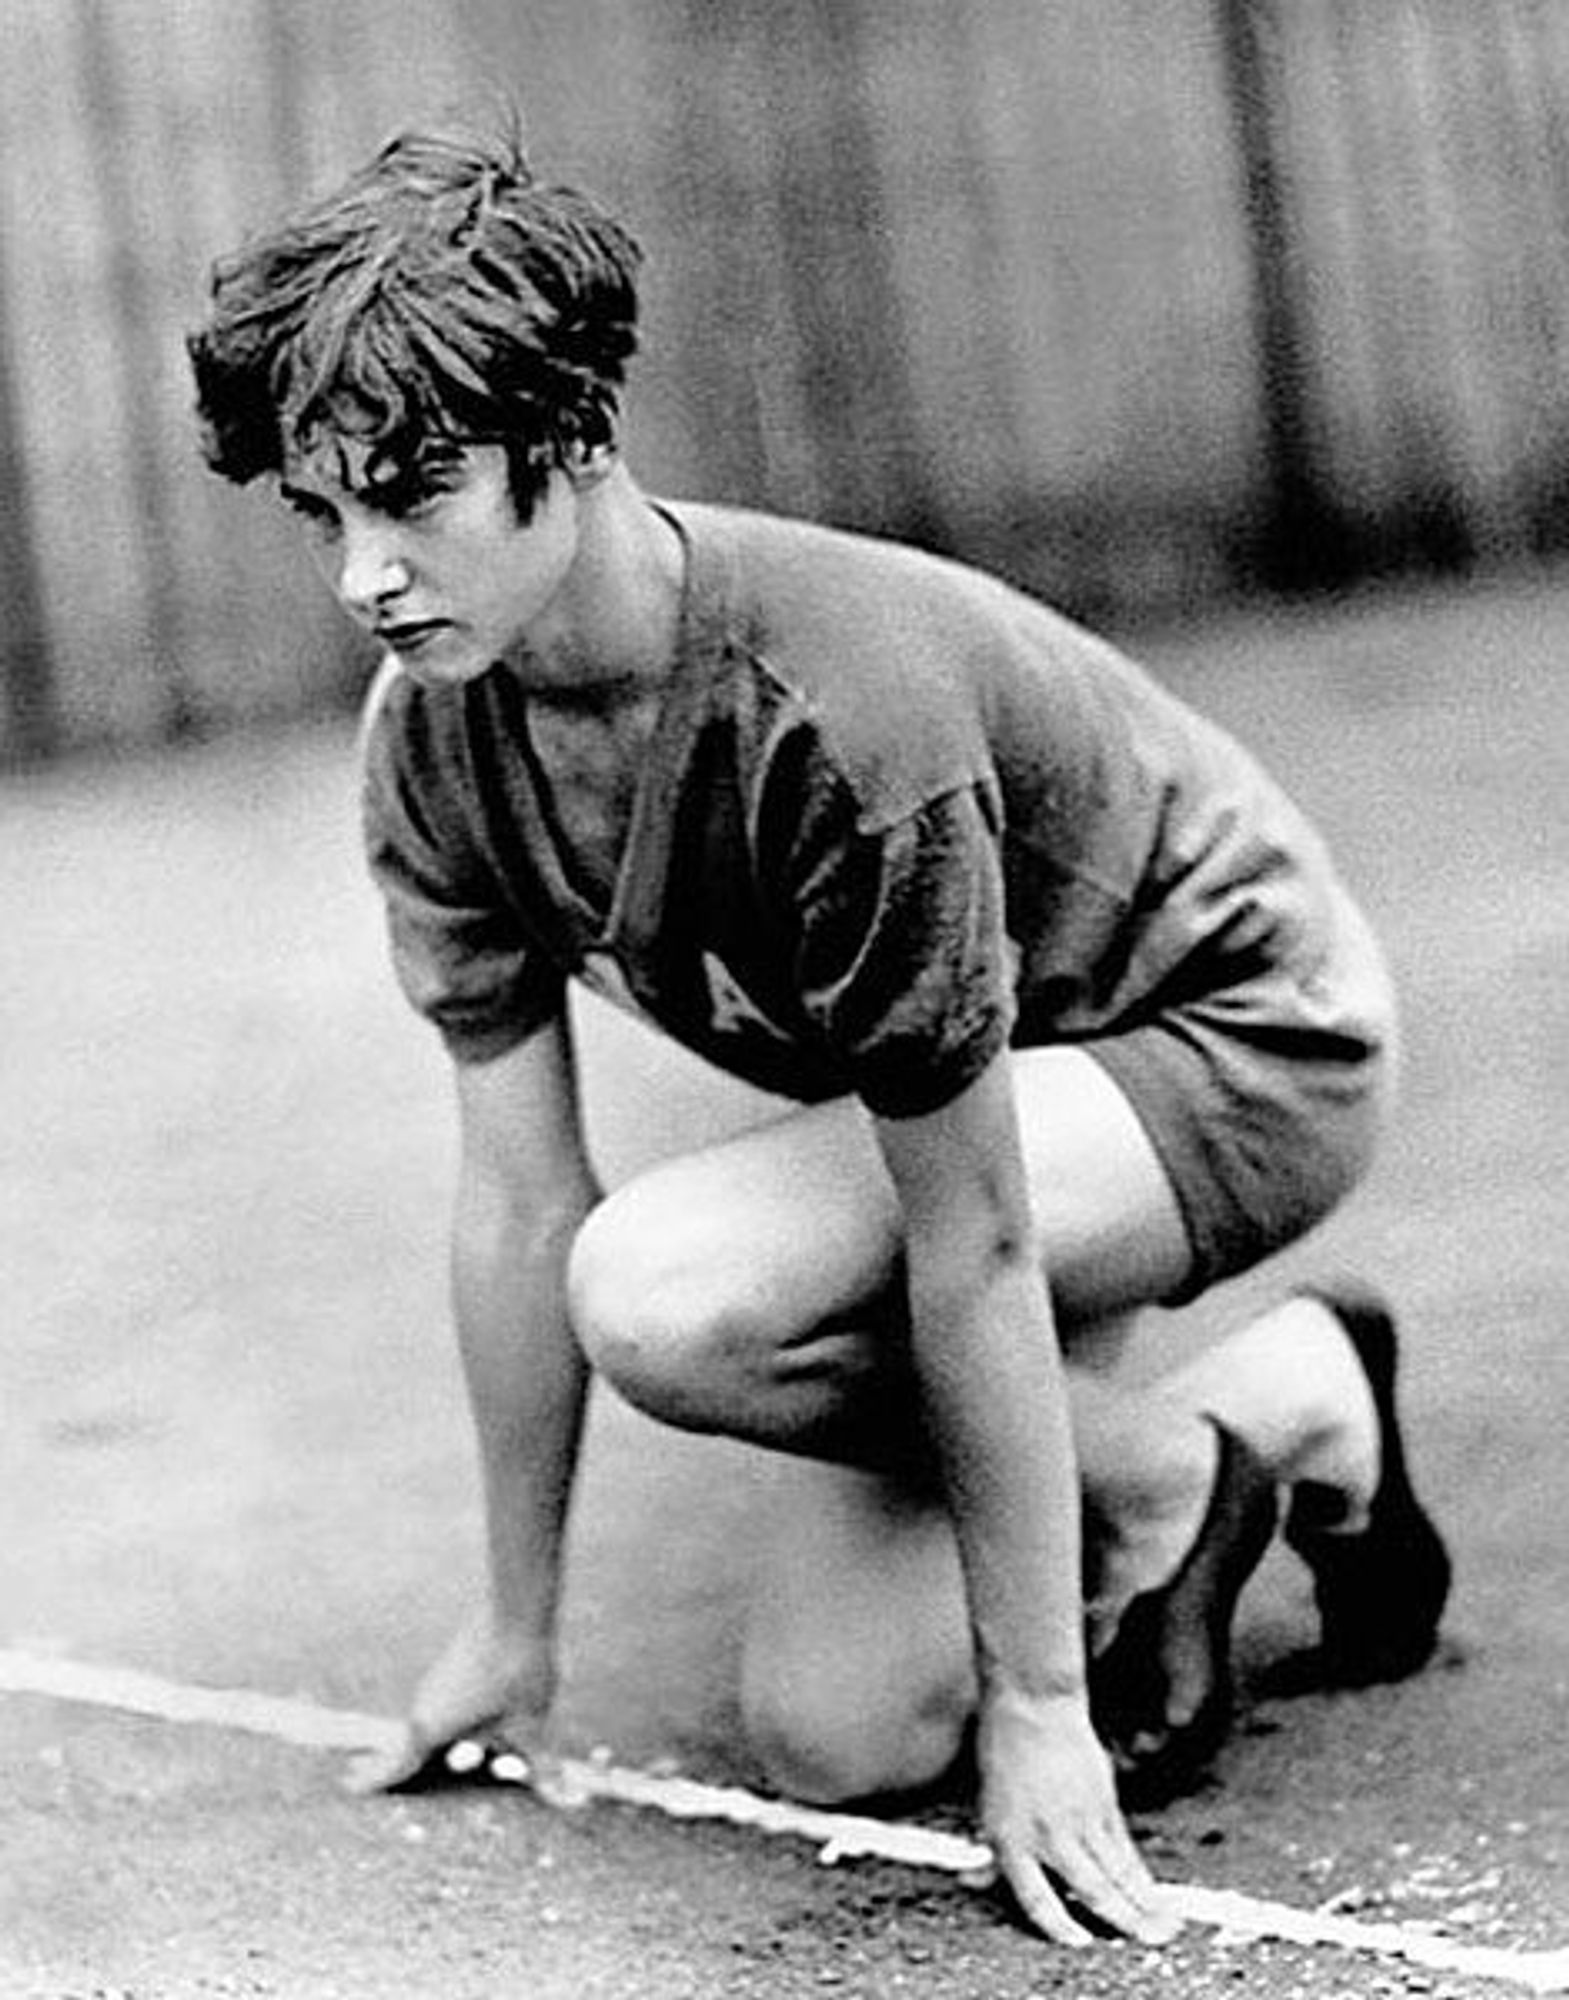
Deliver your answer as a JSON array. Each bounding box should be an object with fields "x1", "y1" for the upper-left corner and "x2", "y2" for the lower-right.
[{"x1": 2, "y1": 4, "x2": 1566, "y2": 1995}]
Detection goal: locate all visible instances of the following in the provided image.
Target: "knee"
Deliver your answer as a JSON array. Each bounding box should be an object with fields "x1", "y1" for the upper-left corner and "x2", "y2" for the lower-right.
[
  {"x1": 567, "y1": 1191, "x2": 751, "y2": 1430},
  {"x1": 739, "y1": 1638, "x2": 968, "y2": 1806}
]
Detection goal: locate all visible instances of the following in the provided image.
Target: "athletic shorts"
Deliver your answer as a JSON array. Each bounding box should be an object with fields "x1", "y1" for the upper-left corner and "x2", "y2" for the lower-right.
[{"x1": 1082, "y1": 903, "x2": 1399, "y2": 1302}]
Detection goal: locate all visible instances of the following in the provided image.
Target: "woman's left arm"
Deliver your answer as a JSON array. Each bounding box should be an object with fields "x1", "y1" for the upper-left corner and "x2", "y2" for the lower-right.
[{"x1": 872, "y1": 1049, "x2": 1178, "y2": 1948}]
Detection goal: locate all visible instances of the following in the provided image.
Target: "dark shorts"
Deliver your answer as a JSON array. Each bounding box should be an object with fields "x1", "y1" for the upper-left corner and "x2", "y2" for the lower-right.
[{"x1": 1082, "y1": 912, "x2": 1399, "y2": 1301}]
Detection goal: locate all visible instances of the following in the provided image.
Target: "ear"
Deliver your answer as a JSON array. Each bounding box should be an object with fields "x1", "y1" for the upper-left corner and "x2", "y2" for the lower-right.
[{"x1": 565, "y1": 437, "x2": 618, "y2": 490}]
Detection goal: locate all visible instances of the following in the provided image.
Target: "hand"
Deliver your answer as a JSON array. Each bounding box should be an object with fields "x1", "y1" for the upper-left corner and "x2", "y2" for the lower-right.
[
  {"x1": 344, "y1": 1606, "x2": 558, "y2": 1794},
  {"x1": 978, "y1": 1684, "x2": 1182, "y2": 1948}
]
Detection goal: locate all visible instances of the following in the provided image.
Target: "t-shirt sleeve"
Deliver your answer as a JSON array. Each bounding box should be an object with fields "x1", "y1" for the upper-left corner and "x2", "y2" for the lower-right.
[
  {"x1": 361, "y1": 697, "x2": 565, "y2": 1063},
  {"x1": 791, "y1": 781, "x2": 1017, "y2": 1118}
]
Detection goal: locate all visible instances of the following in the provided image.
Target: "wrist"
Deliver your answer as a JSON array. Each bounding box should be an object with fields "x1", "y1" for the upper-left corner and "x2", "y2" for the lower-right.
[
  {"x1": 477, "y1": 1589, "x2": 557, "y2": 1652},
  {"x1": 978, "y1": 1666, "x2": 1088, "y2": 1716},
  {"x1": 974, "y1": 1612, "x2": 1087, "y2": 1709}
]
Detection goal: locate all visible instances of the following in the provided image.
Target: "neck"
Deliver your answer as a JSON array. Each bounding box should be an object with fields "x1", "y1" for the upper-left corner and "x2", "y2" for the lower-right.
[{"x1": 514, "y1": 465, "x2": 686, "y2": 709}]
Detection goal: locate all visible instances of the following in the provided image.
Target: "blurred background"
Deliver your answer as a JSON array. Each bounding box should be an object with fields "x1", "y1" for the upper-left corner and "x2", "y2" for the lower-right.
[{"x1": 5, "y1": 0, "x2": 1569, "y2": 764}]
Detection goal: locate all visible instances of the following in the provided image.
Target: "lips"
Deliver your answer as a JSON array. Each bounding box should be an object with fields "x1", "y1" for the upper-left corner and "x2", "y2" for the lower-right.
[{"x1": 377, "y1": 620, "x2": 449, "y2": 653}]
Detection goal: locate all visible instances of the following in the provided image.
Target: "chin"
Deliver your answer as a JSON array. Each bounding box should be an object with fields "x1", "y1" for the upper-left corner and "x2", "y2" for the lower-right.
[{"x1": 401, "y1": 653, "x2": 496, "y2": 691}]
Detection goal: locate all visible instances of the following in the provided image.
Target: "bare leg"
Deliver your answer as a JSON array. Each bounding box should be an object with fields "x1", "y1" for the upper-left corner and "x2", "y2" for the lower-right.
[
  {"x1": 1070, "y1": 1300, "x2": 1381, "y2": 1650},
  {"x1": 1149, "y1": 1294, "x2": 1381, "y2": 1504},
  {"x1": 737, "y1": 1459, "x2": 974, "y2": 1801},
  {"x1": 568, "y1": 1048, "x2": 1378, "y2": 1800},
  {"x1": 569, "y1": 1047, "x2": 1196, "y2": 1463}
]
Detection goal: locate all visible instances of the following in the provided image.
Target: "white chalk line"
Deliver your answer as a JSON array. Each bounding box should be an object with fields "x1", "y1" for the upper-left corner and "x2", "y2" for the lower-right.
[{"x1": 4, "y1": 1647, "x2": 1567, "y2": 1993}]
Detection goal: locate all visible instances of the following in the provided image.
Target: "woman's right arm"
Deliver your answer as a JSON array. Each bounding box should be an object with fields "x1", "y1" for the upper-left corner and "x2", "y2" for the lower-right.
[{"x1": 347, "y1": 1011, "x2": 601, "y2": 1790}]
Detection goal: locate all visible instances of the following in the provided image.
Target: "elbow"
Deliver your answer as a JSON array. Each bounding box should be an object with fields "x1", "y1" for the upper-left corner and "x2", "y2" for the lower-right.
[
  {"x1": 905, "y1": 1214, "x2": 1043, "y2": 1326},
  {"x1": 452, "y1": 1160, "x2": 595, "y2": 1276}
]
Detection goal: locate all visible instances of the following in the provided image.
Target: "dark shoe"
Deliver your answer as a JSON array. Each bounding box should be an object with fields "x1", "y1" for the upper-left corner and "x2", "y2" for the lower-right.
[
  {"x1": 1091, "y1": 1417, "x2": 1279, "y2": 1805},
  {"x1": 1284, "y1": 1281, "x2": 1452, "y2": 1685}
]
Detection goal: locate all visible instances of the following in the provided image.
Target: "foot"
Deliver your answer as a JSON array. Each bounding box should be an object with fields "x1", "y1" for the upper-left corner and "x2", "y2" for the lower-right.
[
  {"x1": 1090, "y1": 1418, "x2": 1278, "y2": 1805},
  {"x1": 1284, "y1": 1281, "x2": 1451, "y2": 1685}
]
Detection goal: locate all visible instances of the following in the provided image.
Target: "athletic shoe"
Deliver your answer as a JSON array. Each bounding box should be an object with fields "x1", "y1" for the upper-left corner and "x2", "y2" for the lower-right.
[
  {"x1": 1091, "y1": 1417, "x2": 1279, "y2": 1805},
  {"x1": 1284, "y1": 1280, "x2": 1452, "y2": 1685}
]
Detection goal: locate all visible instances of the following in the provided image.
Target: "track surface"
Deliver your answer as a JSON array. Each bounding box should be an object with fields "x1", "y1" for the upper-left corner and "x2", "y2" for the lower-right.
[{"x1": 4, "y1": 573, "x2": 1567, "y2": 1997}]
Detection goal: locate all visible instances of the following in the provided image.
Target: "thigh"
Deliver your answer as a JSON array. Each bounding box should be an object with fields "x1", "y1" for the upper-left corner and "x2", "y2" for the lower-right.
[
  {"x1": 579, "y1": 1090, "x2": 904, "y2": 1345},
  {"x1": 1011, "y1": 1044, "x2": 1194, "y2": 1323},
  {"x1": 585, "y1": 1044, "x2": 1193, "y2": 1340}
]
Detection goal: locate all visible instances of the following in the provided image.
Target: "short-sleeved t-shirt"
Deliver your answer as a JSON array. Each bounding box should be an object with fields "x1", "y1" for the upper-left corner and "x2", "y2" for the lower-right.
[{"x1": 361, "y1": 501, "x2": 1388, "y2": 1126}]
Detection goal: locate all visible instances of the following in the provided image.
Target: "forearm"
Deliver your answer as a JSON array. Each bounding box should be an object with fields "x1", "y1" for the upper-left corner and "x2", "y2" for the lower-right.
[
  {"x1": 905, "y1": 1244, "x2": 1087, "y2": 1706},
  {"x1": 871, "y1": 1059, "x2": 1173, "y2": 1944},
  {"x1": 451, "y1": 1155, "x2": 596, "y2": 1641}
]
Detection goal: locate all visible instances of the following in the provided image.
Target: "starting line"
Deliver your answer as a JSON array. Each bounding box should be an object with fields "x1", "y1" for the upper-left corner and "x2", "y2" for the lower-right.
[{"x1": 4, "y1": 1647, "x2": 1567, "y2": 1994}]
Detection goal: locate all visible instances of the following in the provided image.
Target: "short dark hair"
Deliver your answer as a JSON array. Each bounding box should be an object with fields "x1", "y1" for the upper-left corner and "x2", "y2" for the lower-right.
[{"x1": 187, "y1": 116, "x2": 642, "y2": 518}]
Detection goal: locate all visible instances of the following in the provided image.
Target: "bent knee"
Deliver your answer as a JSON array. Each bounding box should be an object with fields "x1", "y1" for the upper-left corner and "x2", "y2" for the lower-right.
[
  {"x1": 567, "y1": 1191, "x2": 757, "y2": 1428},
  {"x1": 740, "y1": 1642, "x2": 969, "y2": 1805}
]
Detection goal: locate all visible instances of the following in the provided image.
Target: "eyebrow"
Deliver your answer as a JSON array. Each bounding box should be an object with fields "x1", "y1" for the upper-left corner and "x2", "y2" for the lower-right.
[{"x1": 290, "y1": 441, "x2": 472, "y2": 510}]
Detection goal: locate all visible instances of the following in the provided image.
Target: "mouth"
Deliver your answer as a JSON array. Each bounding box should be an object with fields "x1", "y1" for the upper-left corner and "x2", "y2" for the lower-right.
[{"x1": 376, "y1": 619, "x2": 451, "y2": 655}]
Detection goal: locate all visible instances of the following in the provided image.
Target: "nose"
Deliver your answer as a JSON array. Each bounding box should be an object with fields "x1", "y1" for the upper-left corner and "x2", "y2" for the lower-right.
[{"x1": 337, "y1": 518, "x2": 411, "y2": 618}]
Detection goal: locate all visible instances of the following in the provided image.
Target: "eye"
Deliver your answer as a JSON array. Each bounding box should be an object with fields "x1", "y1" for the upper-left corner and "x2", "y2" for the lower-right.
[
  {"x1": 387, "y1": 487, "x2": 441, "y2": 522},
  {"x1": 382, "y1": 468, "x2": 463, "y2": 521}
]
